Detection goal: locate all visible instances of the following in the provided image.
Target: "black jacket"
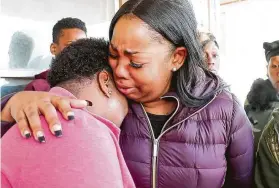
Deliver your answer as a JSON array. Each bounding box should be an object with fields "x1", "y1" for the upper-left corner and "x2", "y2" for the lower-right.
[{"x1": 245, "y1": 78, "x2": 279, "y2": 150}]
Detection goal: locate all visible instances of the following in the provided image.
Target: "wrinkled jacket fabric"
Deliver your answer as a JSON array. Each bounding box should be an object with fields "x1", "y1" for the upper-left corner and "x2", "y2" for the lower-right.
[
  {"x1": 120, "y1": 90, "x2": 254, "y2": 188},
  {"x1": 24, "y1": 70, "x2": 50, "y2": 91}
]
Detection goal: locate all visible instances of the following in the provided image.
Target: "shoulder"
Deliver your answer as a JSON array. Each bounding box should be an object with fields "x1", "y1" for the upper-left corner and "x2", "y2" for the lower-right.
[
  {"x1": 24, "y1": 79, "x2": 50, "y2": 91},
  {"x1": 58, "y1": 109, "x2": 115, "y2": 141},
  {"x1": 206, "y1": 90, "x2": 241, "y2": 115},
  {"x1": 200, "y1": 90, "x2": 251, "y2": 132},
  {"x1": 1, "y1": 110, "x2": 120, "y2": 187},
  {"x1": 247, "y1": 78, "x2": 277, "y2": 110},
  {"x1": 2, "y1": 109, "x2": 114, "y2": 153},
  {"x1": 1, "y1": 109, "x2": 117, "y2": 167}
]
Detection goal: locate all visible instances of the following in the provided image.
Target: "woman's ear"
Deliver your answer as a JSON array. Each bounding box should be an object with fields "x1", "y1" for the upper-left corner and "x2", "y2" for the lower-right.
[
  {"x1": 98, "y1": 71, "x2": 112, "y2": 98},
  {"x1": 171, "y1": 47, "x2": 187, "y2": 71}
]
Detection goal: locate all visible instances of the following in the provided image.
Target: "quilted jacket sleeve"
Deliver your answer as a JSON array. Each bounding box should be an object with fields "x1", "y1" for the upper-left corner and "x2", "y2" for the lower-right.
[{"x1": 223, "y1": 94, "x2": 254, "y2": 188}]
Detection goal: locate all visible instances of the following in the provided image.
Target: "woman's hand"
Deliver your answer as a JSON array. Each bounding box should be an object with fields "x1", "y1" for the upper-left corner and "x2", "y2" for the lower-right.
[{"x1": 1, "y1": 91, "x2": 89, "y2": 142}]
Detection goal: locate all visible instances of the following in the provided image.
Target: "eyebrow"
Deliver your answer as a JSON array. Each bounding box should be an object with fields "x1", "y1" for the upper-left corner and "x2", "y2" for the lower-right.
[{"x1": 110, "y1": 44, "x2": 140, "y2": 55}]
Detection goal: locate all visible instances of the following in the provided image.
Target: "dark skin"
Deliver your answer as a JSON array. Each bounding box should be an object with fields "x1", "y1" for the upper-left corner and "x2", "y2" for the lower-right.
[
  {"x1": 77, "y1": 71, "x2": 128, "y2": 127},
  {"x1": 1, "y1": 15, "x2": 187, "y2": 140},
  {"x1": 203, "y1": 41, "x2": 220, "y2": 73},
  {"x1": 50, "y1": 28, "x2": 86, "y2": 56},
  {"x1": 109, "y1": 16, "x2": 186, "y2": 115},
  {"x1": 268, "y1": 56, "x2": 279, "y2": 92}
]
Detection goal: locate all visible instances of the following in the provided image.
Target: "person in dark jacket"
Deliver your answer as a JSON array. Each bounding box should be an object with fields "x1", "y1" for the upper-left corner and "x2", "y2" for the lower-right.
[
  {"x1": 255, "y1": 108, "x2": 279, "y2": 188},
  {"x1": 245, "y1": 40, "x2": 279, "y2": 151},
  {"x1": 24, "y1": 17, "x2": 87, "y2": 91},
  {"x1": 1, "y1": 0, "x2": 253, "y2": 187}
]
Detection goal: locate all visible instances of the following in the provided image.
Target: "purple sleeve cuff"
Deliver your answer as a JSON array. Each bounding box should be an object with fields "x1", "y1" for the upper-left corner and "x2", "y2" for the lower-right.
[
  {"x1": 1, "y1": 93, "x2": 14, "y2": 111},
  {"x1": 1, "y1": 93, "x2": 15, "y2": 137}
]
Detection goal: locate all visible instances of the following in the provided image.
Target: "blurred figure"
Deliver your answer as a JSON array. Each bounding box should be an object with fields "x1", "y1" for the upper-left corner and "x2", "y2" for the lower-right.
[
  {"x1": 254, "y1": 108, "x2": 279, "y2": 188},
  {"x1": 27, "y1": 55, "x2": 53, "y2": 70},
  {"x1": 1, "y1": 32, "x2": 34, "y2": 97},
  {"x1": 245, "y1": 40, "x2": 279, "y2": 150},
  {"x1": 8, "y1": 31, "x2": 34, "y2": 69},
  {"x1": 24, "y1": 17, "x2": 87, "y2": 91},
  {"x1": 199, "y1": 32, "x2": 220, "y2": 73}
]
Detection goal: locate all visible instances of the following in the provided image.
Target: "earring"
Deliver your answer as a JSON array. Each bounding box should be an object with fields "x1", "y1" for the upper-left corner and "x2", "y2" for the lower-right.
[
  {"x1": 172, "y1": 67, "x2": 177, "y2": 72},
  {"x1": 106, "y1": 90, "x2": 112, "y2": 97}
]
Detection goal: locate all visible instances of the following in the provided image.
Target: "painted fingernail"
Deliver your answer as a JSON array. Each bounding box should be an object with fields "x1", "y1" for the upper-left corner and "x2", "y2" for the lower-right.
[
  {"x1": 85, "y1": 100, "x2": 93, "y2": 106},
  {"x1": 67, "y1": 111, "x2": 75, "y2": 120},
  {"x1": 23, "y1": 130, "x2": 31, "y2": 139},
  {"x1": 36, "y1": 131, "x2": 46, "y2": 143},
  {"x1": 79, "y1": 100, "x2": 89, "y2": 106},
  {"x1": 52, "y1": 124, "x2": 63, "y2": 137}
]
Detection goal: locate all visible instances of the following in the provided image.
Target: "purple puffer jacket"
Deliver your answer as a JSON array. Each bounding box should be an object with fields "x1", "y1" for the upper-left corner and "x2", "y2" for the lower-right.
[{"x1": 120, "y1": 90, "x2": 254, "y2": 188}]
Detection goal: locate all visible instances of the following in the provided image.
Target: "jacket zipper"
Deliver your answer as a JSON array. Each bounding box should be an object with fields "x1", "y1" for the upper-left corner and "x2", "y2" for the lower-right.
[
  {"x1": 140, "y1": 103, "x2": 158, "y2": 188},
  {"x1": 140, "y1": 94, "x2": 217, "y2": 188},
  {"x1": 159, "y1": 96, "x2": 180, "y2": 135},
  {"x1": 158, "y1": 95, "x2": 217, "y2": 140}
]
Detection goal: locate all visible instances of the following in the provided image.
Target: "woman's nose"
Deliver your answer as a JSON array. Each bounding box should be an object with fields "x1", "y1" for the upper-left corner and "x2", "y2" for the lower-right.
[
  {"x1": 207, "y1": 55, "x2": 214, "y2": 65},
  {"x1": 114, "y1": 59, "x2": 129, "y2": 79}
]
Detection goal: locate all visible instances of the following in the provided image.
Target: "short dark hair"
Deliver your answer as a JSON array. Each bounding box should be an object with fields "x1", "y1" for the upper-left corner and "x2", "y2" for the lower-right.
[
  {"x1": 52, "y1": 17, "x2": 87, "y2": 43},
  {"x1": 48, "y1": 38, "x2": 110, "y2": 91},
  {"x1": 263, "y1": 40, "x2": 279, "y2": 63},
  {"x1": 109, "y1": 0, "x2": 225, "y2": 107}
]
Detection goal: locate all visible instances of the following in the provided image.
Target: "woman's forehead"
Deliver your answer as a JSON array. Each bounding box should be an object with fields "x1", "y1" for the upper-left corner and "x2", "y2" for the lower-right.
[
  {"x1": 204, "y1": 41, "x2": 218, "y2": 51},
  {"x1": 270, "y1": 56, "x2": 279, "y2": 63},
  {"x1": 111, "y1": 18, "x2": 152, "y2": 46},
  {"x1": 110, "y1": 22, "x2": 167, "y2": 54}
]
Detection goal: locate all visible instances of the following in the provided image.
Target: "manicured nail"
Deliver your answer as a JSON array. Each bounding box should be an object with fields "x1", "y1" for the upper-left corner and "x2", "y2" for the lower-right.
[
  {"x1": 67, "y1": 111, "x2": 75, "y2": 120},
  {"x1": 85, "y1": 100, "x2": 93, "y2": 106},
  {"x1": 52, "y1": 124, "x2": 62, "y2": 137},
  {"x1": 23, "y1": 130, "x2": 31, "y2": 139},
  {"x1": 36, "y1": 131, "x2": 46, "y2": 143}
]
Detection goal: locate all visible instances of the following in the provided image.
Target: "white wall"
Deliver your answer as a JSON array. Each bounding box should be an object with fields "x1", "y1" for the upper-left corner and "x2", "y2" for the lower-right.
[
  {"x1": 219, "y1": 0, "x2": 279, "y2": 104},
  {"x1": 0, "y1": 0, "x2": 115, "y2": 90},
  {"x1": 0, "y1": 0, "x2": 115, "y2": 71},
  {"x1": 191, "y1": 0, "x2": 209, "y2": 31}
]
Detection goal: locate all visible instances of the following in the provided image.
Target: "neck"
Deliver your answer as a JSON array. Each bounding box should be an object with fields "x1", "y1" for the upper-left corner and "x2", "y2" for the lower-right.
[
  {"x1": 78, "y1": 86, "x2": 122, "y2": 127},
  {"x1": 142, "y1": 98, "x2": 177, "y2": 115}
]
